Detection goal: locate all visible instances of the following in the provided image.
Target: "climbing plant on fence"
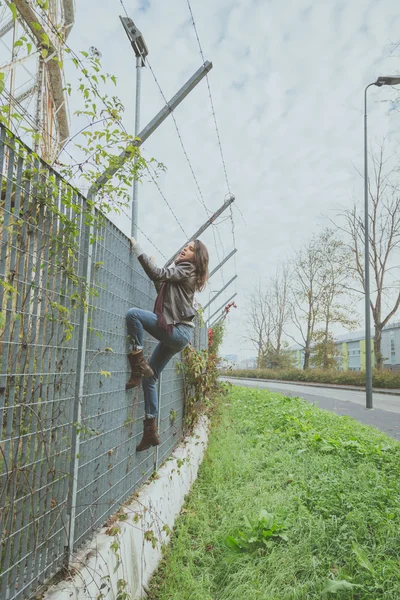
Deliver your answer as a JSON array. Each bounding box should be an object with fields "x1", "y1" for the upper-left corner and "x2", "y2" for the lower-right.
[
  {"x1": 178, "y1": 346, "x2": 220, "y2": 430},
  {"x1": 0, "y1": 5, "x2": 195, "y2": 600},
  {"x1": 178, "y1": 317, "x2": 228, "y2": 431}
]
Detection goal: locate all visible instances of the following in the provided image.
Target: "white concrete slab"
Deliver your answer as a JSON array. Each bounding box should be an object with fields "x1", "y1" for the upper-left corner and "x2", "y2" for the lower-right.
[{"x1": 44, "y1": 417, "x2": 209, "y2": 600}]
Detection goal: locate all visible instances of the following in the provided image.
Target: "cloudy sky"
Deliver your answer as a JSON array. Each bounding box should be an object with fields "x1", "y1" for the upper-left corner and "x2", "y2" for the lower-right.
[
  {"x1": 65, "y1": 0, "x2": 400, "y2": 358},
  {"x1": 4, "y1": 0, "x2": 400, "y2": 357}
]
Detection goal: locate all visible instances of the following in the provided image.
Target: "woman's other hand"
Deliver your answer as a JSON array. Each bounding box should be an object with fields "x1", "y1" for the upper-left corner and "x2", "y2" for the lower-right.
[{"x1": 130, "y1": 237, "x2": 137, "y2": 250}]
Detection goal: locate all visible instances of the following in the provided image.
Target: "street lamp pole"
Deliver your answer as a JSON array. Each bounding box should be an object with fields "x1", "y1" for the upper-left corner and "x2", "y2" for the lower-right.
[
  {"x1": 364, "y1": 82, "x2": 374, "y2": 410},
  {"x1": 120, "y1": 16, "x2": 149, "y2": 238},
  {"x1": 363, "y1": 76, "x2": 400, "y2": 410},
  {"x1": 132, "y1": 54, "x2": 143, "y2": 238}
]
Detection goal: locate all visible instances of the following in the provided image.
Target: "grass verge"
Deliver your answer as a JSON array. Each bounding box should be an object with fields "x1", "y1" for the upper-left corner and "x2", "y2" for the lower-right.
[
  {"x1": 147, "y1": 384, "x2": 400, "y2": 600},
  {"x1": 220, "y1": 368, "x2": 400, "y2": 389}
]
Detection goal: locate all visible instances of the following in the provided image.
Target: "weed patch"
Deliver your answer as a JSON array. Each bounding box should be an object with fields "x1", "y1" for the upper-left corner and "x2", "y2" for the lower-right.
[{"x1": 147, "y1": 385, "x2": 400, "y2": 600}]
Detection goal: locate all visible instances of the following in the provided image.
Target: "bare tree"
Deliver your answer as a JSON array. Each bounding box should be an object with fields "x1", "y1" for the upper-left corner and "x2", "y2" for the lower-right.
[
  {"x1": 245, "y1": 265, "x2": 292, "y2": 369},
  {"x1": 289, "y1": 236, "x2": 324, "y2": 369},
  {"x1": 336, "y1": 144, "x2": 400, "y2": 368},
  {"x1": 263, "y1": 264, "x2": 292, "y2": 368},
  {"x1": 289, "y1": 228, "x2": 356, "y2": 369},
  {"x1": 314, "y1": 229, "x2": 359, "y2": 368},
  {"x1": 245, "y1": 282, "x2": 274, "y2": 367}
]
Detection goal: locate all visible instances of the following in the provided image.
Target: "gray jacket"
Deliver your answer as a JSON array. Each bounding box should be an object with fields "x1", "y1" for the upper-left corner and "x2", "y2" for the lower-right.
[{"x1": 134, "y1": 244, "x2": 197, "y2": 326}]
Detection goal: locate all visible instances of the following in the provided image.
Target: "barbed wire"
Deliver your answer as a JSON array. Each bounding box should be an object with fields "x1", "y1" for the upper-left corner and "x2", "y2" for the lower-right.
[
  {"x1": 106, "y1": 200, "x2": 168, "y2": 259},
  {"x1": 118, "y1": 1, "x2": 197, "y2": 242},
  {"x1": 29, "y1": 2, "x2": 131, "y2": 141},
  {"x1": 134, "y1": 223, "x2": 168, "y2": 260},
  {"x1": 145, "y1": 58, "x2": 212, "y2": 217},
  {"x1": 119, "y1": 0, "x2": 212, "y2": 218},
  {"x1": 119, "y1": 0, "x2": 129, "y2": 17},
  {"x1": 2, "y1": 3, "x2": 198, "y2": 266},
  {"x1": 15, "y1": 0, "x2": 233, "y2": 280},
  {"x1": 0, "y1": 87, "x2": 86, "y2": 171},
  {"x1": 186, "y1": 0, "x2": 237, "y2": 295},
  {"x1": 3, "y1": 6, "x2": 184, "y2": 262},
  {"x1": 185, "y1": 0, "x2": 231, "y2": 196},
  {"x1": 118, "y1": 0, "x2": 230, "y2": 285},
  {"x1": 145, "y1": 56, "x2": 228, "y2": 285},
  {"x1": 4, "y1": 4, "x2": 193, "y2": 247},
  {"x1": 145, "y1": 160, "x2": 188, "y2": 238}
]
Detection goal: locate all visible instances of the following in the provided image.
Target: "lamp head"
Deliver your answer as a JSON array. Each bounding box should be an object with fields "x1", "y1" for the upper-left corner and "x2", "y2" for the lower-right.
[
  {"x1": 375, "y1": 76, "x2": 400, "y2": 87},
  {"x1": 120, "y1": 16, "x2": 149, "y2": 63}
]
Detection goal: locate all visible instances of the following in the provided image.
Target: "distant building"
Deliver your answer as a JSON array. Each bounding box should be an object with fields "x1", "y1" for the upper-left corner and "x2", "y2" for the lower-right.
[
  {"x1": 235, "y1": 357, "x2": 257, "y2": 369},
  {"x1": 290, "y1": 320, "x2": 400, "y2": 371}
]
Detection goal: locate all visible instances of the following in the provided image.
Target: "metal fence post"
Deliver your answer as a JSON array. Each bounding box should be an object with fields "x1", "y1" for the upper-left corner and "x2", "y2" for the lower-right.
[
  {"x1": 154, "y1": 373, "x2": 162, "y2": 471},
  {"x1": 64, "y1": 202, "x2": 94, "y2": 567}
]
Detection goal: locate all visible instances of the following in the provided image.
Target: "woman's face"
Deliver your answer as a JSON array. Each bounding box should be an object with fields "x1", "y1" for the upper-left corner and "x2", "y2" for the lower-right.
[{"x1": 177, "y1": 242, "x2": 195, "y2": 263}]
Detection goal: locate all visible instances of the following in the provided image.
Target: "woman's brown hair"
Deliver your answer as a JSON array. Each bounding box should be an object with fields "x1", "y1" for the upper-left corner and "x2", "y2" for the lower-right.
[{"x1": 193, "y1": 239, "x2": 209, "y2": 292}]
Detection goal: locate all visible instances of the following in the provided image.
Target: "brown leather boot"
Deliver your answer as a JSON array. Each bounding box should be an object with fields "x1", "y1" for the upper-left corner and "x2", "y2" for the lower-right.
[
  {"x1": 136, "y1": 418, "x2": 160, "y2": 452},
  {"x1": 126, "y1": 350, "x2": 154, "y2": 390}
]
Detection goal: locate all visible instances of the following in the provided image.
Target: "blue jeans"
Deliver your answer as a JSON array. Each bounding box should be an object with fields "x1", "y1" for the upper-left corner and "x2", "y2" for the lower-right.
[{"x1": 126, "y1": 307, "x2": 193, "y2": 419}]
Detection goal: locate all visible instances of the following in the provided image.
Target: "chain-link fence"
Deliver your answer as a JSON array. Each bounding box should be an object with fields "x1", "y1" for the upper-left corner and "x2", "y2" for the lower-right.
[{"x1": 0, "y1": 126, "x2": 208, "y2": 600}]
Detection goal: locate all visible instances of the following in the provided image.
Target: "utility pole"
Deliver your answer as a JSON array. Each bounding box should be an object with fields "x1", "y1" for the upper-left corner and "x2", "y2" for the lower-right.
[{"x1": 120, "y1": 16, "x2": 148, "y2": 238}]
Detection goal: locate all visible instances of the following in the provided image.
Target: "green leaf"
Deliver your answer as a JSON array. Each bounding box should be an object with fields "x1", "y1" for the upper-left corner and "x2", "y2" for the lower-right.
[
  {"x1": 41, "y1": 32, "x2": 50, "y2": 47},
  {"x1": 352, "y1": 542, "x2": 374, "y2": 574},
  {"x1": 0, "y1": 73, "x2": 5, "y2": 95},
  {"x1": 259, "y1": 510, "x2": 274, "y2": 530},
  {"x1": 9, "y1": 2, "x2": 17, "y2": 20},
  {"x1": 322, "y1": 580, "x2": 362, "y2": 595},
  {"x1": 226, "y1": 536, "x2": 240, "y2": 551}
]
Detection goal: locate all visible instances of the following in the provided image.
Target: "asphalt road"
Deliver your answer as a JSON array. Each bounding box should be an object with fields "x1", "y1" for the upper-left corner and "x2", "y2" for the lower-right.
[{"x1": 222, "y1": 378, "x2": 400, "y2": 441}]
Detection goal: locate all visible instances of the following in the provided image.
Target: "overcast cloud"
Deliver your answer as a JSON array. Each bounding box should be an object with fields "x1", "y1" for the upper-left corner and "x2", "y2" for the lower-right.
[{"x1": 64, "y1": 0, "x2": 400, "y2": 357}]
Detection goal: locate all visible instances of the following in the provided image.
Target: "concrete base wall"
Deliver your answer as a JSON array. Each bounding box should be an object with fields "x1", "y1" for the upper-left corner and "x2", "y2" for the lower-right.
[{"x1": 45, "y1": 417, "x2": 209, "y2": 600}]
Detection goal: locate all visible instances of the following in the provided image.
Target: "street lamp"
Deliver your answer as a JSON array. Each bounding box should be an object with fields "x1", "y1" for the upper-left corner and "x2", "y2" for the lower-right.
[
  {"x1": 120, "y1": 16, "x2": 149, "y2": 238},
  {"x1": 364, "y1": 76, "x2": 400, "y2": 409}
]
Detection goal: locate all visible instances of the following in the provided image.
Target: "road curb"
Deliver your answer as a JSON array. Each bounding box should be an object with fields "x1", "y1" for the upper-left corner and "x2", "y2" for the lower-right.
[{"x1": 221, "y1": 376, "x2": 400, "y2": 397}]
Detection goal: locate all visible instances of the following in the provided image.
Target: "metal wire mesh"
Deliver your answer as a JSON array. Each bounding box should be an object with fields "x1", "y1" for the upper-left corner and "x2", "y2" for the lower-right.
[{"x1": 0, "y1": 126, "x2": 208, "y2": 600}]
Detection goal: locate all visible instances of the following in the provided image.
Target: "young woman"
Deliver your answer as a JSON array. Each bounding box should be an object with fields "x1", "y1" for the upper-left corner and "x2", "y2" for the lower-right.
[{"x1": 126, "y1": 237, "x2": 209, "y2": 452}]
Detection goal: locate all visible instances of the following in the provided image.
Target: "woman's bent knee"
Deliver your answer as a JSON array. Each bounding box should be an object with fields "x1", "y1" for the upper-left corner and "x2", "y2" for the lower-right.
[{"x1": 126, "y1": 307, "x2": 139, "y2": 321}]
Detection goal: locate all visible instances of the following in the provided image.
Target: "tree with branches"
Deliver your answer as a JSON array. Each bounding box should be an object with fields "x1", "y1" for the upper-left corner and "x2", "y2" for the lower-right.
[
  {"x1": 245, "y1": 265, "x2": 292, "y2": 369},
  {"x1": 312, "y1": 229, "x2": 359, "y2": 369},
  {"x1": 289, "y1": 236, "x2": 324, "y2": 369},
  {"x1": 245, "y1": 282, "x2": 274, "y2": 368},
  {"x1": 289, "y1": 229, "x2": 356, "y2": 369},
  {"x1": 335, "y1": 143, "x2": 400, "y2": 369}
]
